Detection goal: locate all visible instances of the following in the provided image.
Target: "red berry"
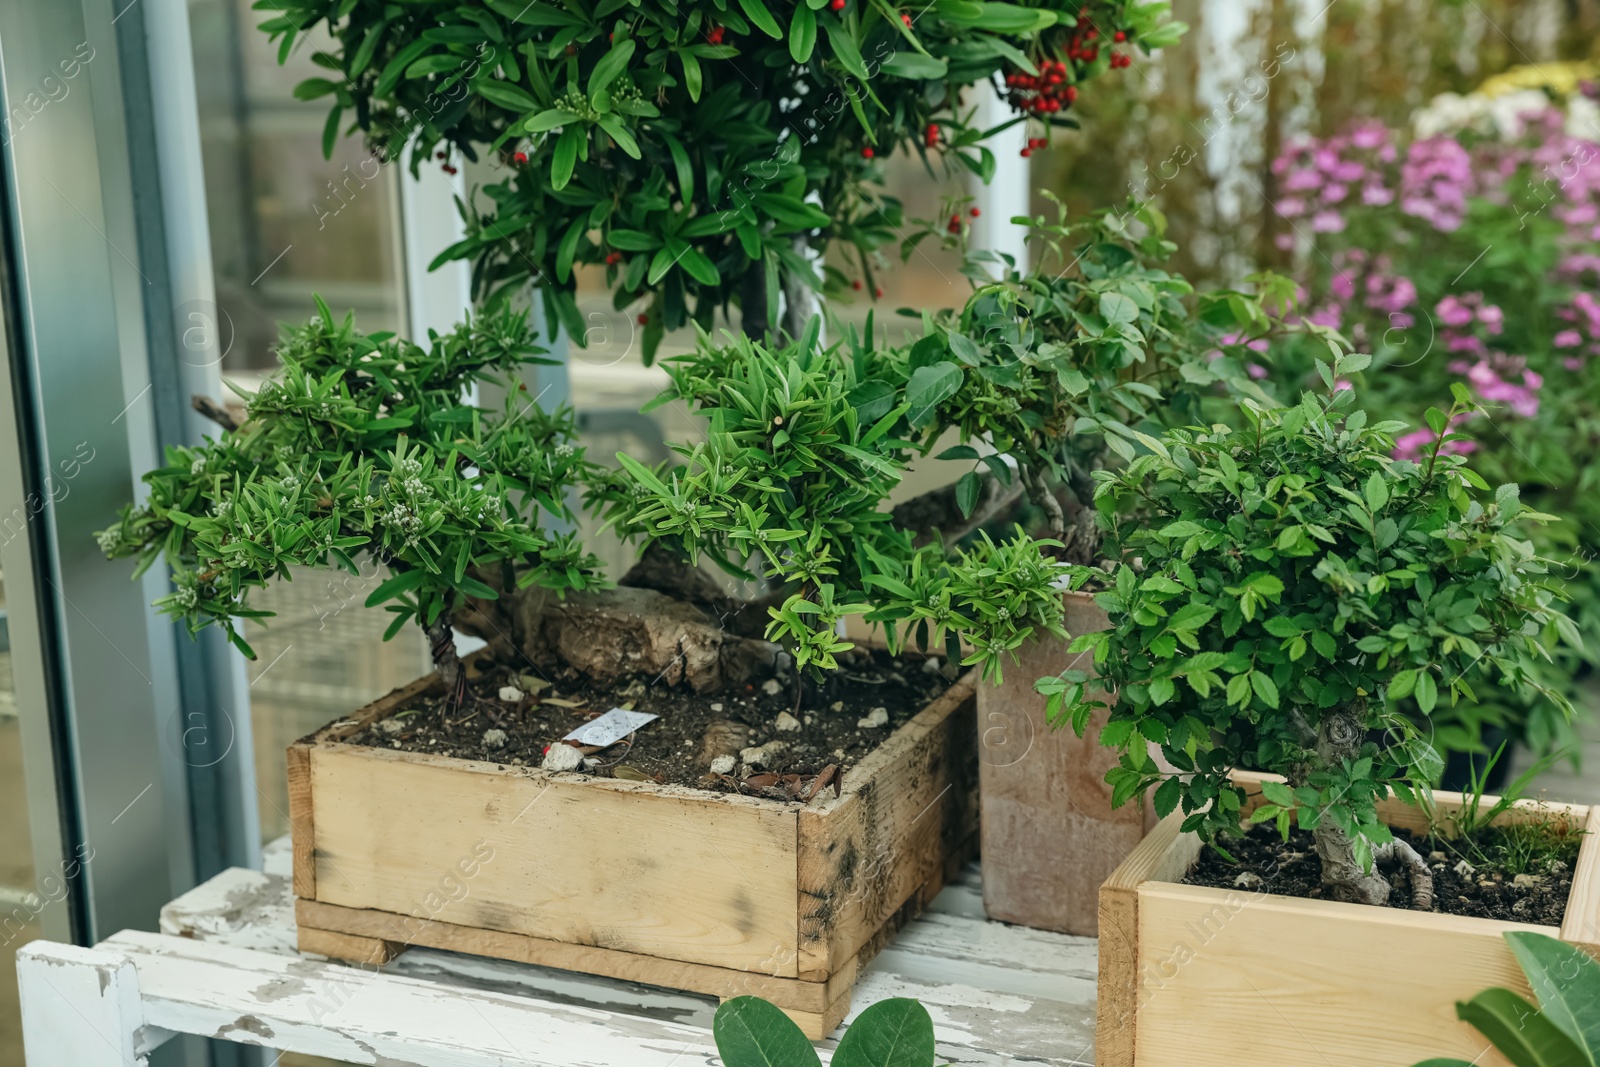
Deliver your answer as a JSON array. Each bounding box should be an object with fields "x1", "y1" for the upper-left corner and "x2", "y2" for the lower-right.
[
  {"x1": 1065, "y1": 85, "x2": 1078, "y2": 102},
  {"x1": 1086, "y1": 28, "x2": 1098, "y2": 40},
  {"x1": 852, "y1": 279, "x2": 863, "y2": 290},
  {"x1": 1020, "y1": 147, "x2": 1032, "y2": 158},
  {"x1": 901, "y1": 11, "x2": 912, "y2": 25},
  {"x1": 436, "y1": 151, "x2": 447, "y2": 160},
  {"x1": 862, "y1": 146, "x2": 874, "y2": 159},
  {"x1": 874, "y1": 286, "x2": 883, "y2": 298},
  {"x1": 830, "y1": 0, "x2": 845, "y2": 10},
  {"x1": 947, "y1": 220, "x2": 960, "y2": 233},
  {"x1": 1114, "y1": 30, "x2": 1127, "y2": 41},
  {"x1": 442, "y1": 164, "x2": 458, "y2": 174},
  {"x1": 969, "y1": 206, "x2": 980, "y2": 217},
  {"x1": 637, "y1": 313, "x2": 649, "y2": 325},
  {"x1": 513, "y1": 151, "x2": 528, "y2": 164}
]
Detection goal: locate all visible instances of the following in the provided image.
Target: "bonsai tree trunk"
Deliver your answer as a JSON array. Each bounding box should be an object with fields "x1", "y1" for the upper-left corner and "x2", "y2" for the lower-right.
[
  {"x1": 425, "y1": 615, "x2": 467, "y2": 711},
  {"x1": 1306, "y1": 705, "x2": 1434, "y2": 908}
]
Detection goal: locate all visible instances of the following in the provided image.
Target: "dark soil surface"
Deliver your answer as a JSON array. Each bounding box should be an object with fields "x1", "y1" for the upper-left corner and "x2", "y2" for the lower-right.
[
  {"x1": 1183, "y1": 820, "x2": 1580, "y2": 924},
  {"x1": 345, "y1": 647, "x2": 954, "y2": 802}
]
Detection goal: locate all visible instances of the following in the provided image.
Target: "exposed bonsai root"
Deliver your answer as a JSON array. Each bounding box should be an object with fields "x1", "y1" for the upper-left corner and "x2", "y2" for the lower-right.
[
  {"x1": 456, "y1": 580, "x2": 785, "y2": 693},
  {"x1": 1374, "y1": 838, "x2": 1434, "y2": 909}
]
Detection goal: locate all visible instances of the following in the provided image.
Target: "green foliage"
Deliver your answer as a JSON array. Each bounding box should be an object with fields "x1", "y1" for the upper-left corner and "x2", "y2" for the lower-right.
[
  {"x1": 713, "y1": 996, "x2": 938, "y2": 1067},
  {"x1": 590, "y1": 315, "x2": 1073, "y2": 683},
  {"x1": 1413, "y1": 931, "x2": 1600, "y2": 1067},
  {"x1": 96, "y1": 297, "x2": 604, "y2": 656},
  {"x1": 898, "y1": 198, "x2": 1290, "y2": 529},
  {"x1": 254, "y1": 0, "x2": 1182, "y2": 358},
  {"x1": 1038, "y1": 351, "x2": 1576, "y2": 859},
  {"x1": 1422, "y1": 742, "x2": 1582, "y2": 877}
]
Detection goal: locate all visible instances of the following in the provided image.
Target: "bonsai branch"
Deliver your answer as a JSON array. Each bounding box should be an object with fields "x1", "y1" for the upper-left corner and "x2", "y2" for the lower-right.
[
  {"x1": 192, "y1": 394, "x2": 240, "y2": 432},
  {"x1": 891, "y1": 474, "x2": 1024, "y2": 547},
  {"x1": 425, "y1": 616, "x2": 468, "y2": 713}
]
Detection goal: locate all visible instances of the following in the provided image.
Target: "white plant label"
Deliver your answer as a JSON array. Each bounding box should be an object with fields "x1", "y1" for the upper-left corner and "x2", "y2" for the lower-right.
[{"x1": 563, "y1": 708, "x2": 658, "y2": 748}]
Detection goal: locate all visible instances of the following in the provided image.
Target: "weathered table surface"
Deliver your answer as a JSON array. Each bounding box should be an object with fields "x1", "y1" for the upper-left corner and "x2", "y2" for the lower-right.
[{"x1": 17, "y1": 837, "x2": 1099, "y2": 1065}]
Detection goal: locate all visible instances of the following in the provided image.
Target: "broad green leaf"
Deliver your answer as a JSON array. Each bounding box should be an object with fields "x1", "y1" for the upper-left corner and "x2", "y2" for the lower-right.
[
  {"x1": 1454, "y1": 986, "x2": 1588, "y2": 1067},
  {"x1": 882, "y1": 51, "x2": 947, "y2": 79},
  {"x1": 789, "y1": 4, "x2": 817, "y2": 62},
  {"x1": 832, "y1": 998, "x2": 935, "y2": 1067},
  {"x1": 737, "y1": 0, "x2": 784, "y2": 39},
  {"x1": 1505, "y1": 932, "x2": 1600, "y2": 1061},
  {"x1": 476, "y1": 80, "x2": 540, "y2": 112},
  {"x1": 551, "y1": 126, "x2": 582, "y2": 189},
  {"x1": 589, "y1": 38, "x2": 636, "y2": 95},
  {"x1": 955, "y1": 471, "x2": 981, "y2": 518},
  {"x1": 1365, "y1": 471, "x2": 1389, "y2": 513},
  {"x1": 712, "y1": 997, "x2": 822, "y2": 1067}
]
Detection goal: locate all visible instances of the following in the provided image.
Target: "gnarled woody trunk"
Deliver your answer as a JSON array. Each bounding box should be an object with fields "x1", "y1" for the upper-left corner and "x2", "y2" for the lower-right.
[{"x1": 1303, "y1": 705, "x2": 1433, "y2": 909}]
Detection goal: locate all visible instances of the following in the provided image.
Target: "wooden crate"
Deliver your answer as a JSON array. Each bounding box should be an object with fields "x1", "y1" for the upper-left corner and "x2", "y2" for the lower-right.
[
  {"x1": 288, "y1": 667, "x2": 979, "y2": 1038},
  {"x1": 978, "y1": 590, "x2": 1160, "y2": 935},
  {"x1": 1097, "y1": 769, "x2": 1600, "y2": 1067}
]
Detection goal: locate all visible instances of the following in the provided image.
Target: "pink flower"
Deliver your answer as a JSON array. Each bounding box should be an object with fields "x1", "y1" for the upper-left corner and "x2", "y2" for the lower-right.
[
  {"x1": 1436, "y1": 295, "x2": 1475, "y2": 328},
  {"x1": 1312, "y1": 210, "x2": 1346, "y2": 233},
  {"x1": 1555, "y1": 329, "x2": 1583, "y2": 348},
  {"x1": 1248, "y1": 363, "x2": 1268, "y2": 379}
]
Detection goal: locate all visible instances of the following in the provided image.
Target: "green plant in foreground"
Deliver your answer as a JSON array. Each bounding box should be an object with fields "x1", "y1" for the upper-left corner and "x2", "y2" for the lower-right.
[
  {"x1": 715, "y1": 995, "x2": 939, "y2": 1066},
  {"x1": 97, "y1": 298, "x2": 603, "y2": 709},
  {"x1": 1039, "y1": 351, "x2": 1577, "y2": 906},
  {"x1": 1414, "y1": 932, "x2": 1600, "y2": 1067}
]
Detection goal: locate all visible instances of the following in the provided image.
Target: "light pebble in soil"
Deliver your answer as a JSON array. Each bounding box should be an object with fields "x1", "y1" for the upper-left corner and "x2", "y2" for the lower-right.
[
  {"x1": 541, "y1": 743, "x2": 584, "y2": 772},
  {"x1": 498, "y1": 685, "x2": 524, "y2": 702},
  {"x1": 482, "y1": 728, "x2": 508, "y2": 750},
  {"x1": 857, "y1": 707, "x2": 889, "y2": 728}
]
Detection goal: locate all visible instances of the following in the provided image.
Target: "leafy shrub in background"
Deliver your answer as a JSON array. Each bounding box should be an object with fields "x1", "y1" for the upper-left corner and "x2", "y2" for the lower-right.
[
  {"x1": 1040, "y1": 352, "x2": 1575, "y2": 905},
  {"x1": 894, "y1": 197, "x2": 1288, "y2": 563},
  {"x1": 1263, "y1": 91, "x2": 1600, "y2": 761},
  {"x1": 256, "y1": 0, "x2": 1183, "y2": 356}
]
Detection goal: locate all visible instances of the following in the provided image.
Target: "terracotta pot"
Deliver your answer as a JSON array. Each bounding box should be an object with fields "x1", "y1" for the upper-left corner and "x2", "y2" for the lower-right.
[{"x1": 977, "y1": 589, "x2": 1159, "y2": 935}]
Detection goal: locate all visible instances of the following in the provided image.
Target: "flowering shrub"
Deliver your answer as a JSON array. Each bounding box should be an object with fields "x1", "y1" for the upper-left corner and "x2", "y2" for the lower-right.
[{"x1": 1262, "y1": 89, "x2": 1600, "y2": 759}]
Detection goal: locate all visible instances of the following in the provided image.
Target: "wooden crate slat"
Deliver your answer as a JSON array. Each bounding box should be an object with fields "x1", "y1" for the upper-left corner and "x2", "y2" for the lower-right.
[{"x1": 308, "y1": 743, "x2": 802, "y2": 975}]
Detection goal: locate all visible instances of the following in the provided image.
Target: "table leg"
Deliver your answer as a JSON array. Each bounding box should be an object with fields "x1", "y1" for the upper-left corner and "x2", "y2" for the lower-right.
[{"x1": 16, "y1": 940, "x2": 167, "y2": 1066}]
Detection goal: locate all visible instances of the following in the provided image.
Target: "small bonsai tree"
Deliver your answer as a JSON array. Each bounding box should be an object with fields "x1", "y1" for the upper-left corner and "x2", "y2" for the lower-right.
[
  {"x1": 468, "y1": 312, "x2": 1078, "y2": 691},
  {"x1": 256, "y1": 0, "x2": 1184, "y2": 353},
  {"x1": 892, "y1": 197, "x2": 1288, "y2": 563},
  {"x1": 1040, "y1": 353, "x2": 1576, "y2": 906},
  {"x1": 97, "y1": 298, "x2": 603, "y2": 712}
]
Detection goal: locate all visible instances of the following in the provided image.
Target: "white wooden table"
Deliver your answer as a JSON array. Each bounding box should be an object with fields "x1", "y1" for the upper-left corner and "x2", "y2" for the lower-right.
[{"x1": 16, "y1": 838, "x2": 1099, "y2": 1065}]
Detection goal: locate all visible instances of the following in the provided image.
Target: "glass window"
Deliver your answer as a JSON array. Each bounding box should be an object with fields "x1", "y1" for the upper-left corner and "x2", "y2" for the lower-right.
[
  {"x1": 188, "y1": 0, "x2": 427, "y2": 857},
  {"x1": 0, "y1": 575, "x2": 39, "y2": 1064}
]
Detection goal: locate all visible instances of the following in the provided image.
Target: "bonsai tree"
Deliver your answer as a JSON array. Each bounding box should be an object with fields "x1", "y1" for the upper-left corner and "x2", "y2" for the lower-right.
[
  {"x1": 459, "y1": 210, "x2": 1305, "y2": 691},
  {"x1": 255, "y1": 0, "x2": 1184, "y2": 354},
  {"x1": 96, "y1": 297, "x2": 603, "y2": 712},
  {"x1": 889, "y1": 196, "x2": 1287, "y2": 563},
  {"x1": 465, "y1": 312, "x2": 1078, "y2": 691},
  {"x1": 1039, "y1": 353, "x2": 1577, "y2": 906}
]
